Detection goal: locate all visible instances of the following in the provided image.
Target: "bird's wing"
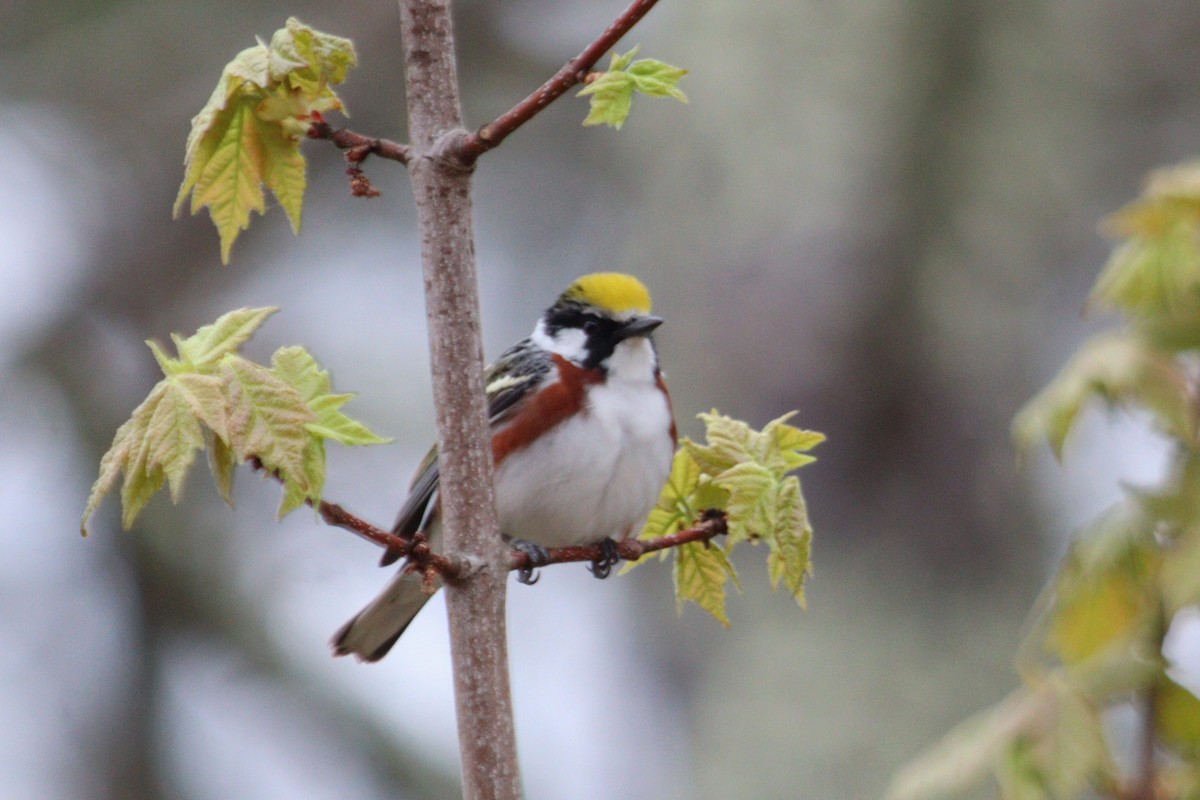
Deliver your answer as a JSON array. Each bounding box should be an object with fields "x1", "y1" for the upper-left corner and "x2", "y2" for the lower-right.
[
  {"x1": 482, "y1": 338, "x2": 553, "y2": 426},
  {"x1": 386, "y1": 339, "x2": 552, "y2": 550}
]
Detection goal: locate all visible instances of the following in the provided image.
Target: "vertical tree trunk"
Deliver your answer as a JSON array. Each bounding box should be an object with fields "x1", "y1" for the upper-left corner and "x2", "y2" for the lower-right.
[{"x1": 397, "y1": 2, "x2": 522, "y2": 798}]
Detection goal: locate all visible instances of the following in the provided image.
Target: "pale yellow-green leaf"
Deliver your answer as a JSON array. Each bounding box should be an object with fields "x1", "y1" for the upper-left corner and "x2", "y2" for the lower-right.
[
  {"x1": 623, "y1": 449, "x2": 705, "y2": 572},
  {"x1": 765, "y1": 412, "x2": 826, "y2": 472},
  {"x1": 270, "y1": 17, "x2": 357, "y2": 94},
  {"x1": 172, "y1": 373, "x2": 230, "y2": 443},
  {"x1": 1042, "y1": 512, "x2": 1159, "y2": 666},
  {"x1": 272, "y1": 345, "x2": 390, "y2": 447},
  {"x1": 119, "y1": 383, "x2": 170, "y2": 529},
  {"x1": 270, "y1": 345, "x2": 330, "y2": 400},
  {"x1": 175, "y1": 307, "x2": 278, "y2": 370},
  {"x1": 208, "y1": 429, "x2": 237, "y2": 508},
  {"x1": 81, "y1": 413, "x2": 138, "y2": 535},
  {"x1": 715, "y1": 461, "x2": 775, "y2": 547},
  {"x1": 175, "y1": 18, "x2": 356, "y2": 262},
  {"x1": 146, "y1": 339, "x2": 181, "y2": 375},
  {"x1": 1092, "y1": 161, "x2": 1200, "y2": 331},
  {"x1": 609, "y1": 46, "x2": 639, "y2": 72},
  {"x1": 626, "y1": 59, "x2": 689, "y2": 102},
  {"x1": 1038, "y1": 680, "x2": 1119, "y2": 799},
  {"x1": 146, "y1": 382, "x2": 205, "y2": 502},
  {"x1": 1157, "y1": 675, "x2": 1200, "y2": 756},
  {"x1": 766, "y1": 476, "x2": 812, "y2": 606},
  {"x1": 122, "y1": 463, "x2": 166, "y2": 531},
  {"x1": 578, "y1": 73, "x2": 635, "y2": 129},
  {"x1": 306, "y1": 396, "x2": 390, "y2": 447},
  {"x1": 673, "y1": 541, "x2": 734, "y2": 627},
  {"x1": 576, "y1": 47, "x2": 687, "y2": 130},
  {"x1": 887, "y1": 679, "x2": 1115, "y2": 800},
  {"x1": 1012, "y1": 331, "x2": 1197, "y2": 457},
  {"x1": 661, "y1": 445, "x2": 702, "y2": 506},
  {"x1": 886, "y1": 688, "x2": 1040, "y2": 800},
  {"x1": 254, "y1": 110, "x2": 306, "y2": 234},
  {"x1": 223, "y1": 356, "x2": 316, "y2": 499},
  {"x1": 1162, "y1": 525, "x2": 1200, "y2": 614},
  {"x1": 685, "y1": 411, "x2": 754, "y2": 475},
  {"x1": 278, "y1": 435, "x2": 325, "y2": 518},
  {"x1": 691, "y1": 475, "x2": 730, "y2": 512},
  {"x1": 83, "y1": 305, "x2": 386, "y2": 531},
  {"x1": 1062, "y1": 635, "x2": 1165, "y2": 701},
  {"x1": 182, "y1": 98, "x2": 268, "y2": 263},
  {"x1": 1159, "y1": 762, "x2": 1200, "y2": 800}
]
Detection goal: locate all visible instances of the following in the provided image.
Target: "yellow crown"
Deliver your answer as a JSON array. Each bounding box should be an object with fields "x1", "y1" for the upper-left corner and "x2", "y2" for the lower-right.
[{"x1": 561, "y1": 273, "x2": 652, "y2": 315}]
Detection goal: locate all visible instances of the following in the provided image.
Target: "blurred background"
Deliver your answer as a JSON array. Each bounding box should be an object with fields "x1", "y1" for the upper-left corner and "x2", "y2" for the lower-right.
[{"x1": 5, "y1": 1, "x2": 1200, "y2": 798}]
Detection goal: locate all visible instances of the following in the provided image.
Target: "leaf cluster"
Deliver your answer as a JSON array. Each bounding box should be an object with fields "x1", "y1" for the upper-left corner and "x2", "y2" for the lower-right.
[
  {"x1": 174, "y1": 18, "x2": 357, "y2": 263},
  {"x1": 625, "y1": 411, "x2": 823, "y2": 626},
  {"x1": 890, "y1": 161, "x2": 1200, "y2": 799},
  {"x1": 81, "y1": 308, "x2": 389, "y2": 534},
  {"x1": 577, "y1": 46, "x2": 688, "y2": 130}
]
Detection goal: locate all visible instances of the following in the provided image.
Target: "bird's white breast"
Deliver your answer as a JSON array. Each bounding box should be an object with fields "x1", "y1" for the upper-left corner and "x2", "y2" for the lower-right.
[{"x1": 493, "y1": 339, "x2": 673, "y2": 548}]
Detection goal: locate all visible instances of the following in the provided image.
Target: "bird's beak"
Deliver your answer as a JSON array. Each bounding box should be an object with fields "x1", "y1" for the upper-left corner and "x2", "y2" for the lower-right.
[{"x1": 615, "y1": 315, "x2": 664, "y2": 341}]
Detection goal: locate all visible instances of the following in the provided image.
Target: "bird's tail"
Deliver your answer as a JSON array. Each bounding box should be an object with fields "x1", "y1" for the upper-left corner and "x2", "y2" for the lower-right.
[{"x1": 331, "y1": 568, "x2": 438, "y2": 663}]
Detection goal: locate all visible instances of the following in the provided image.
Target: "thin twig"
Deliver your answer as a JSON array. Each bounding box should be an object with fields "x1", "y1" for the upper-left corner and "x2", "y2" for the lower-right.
[
  {"x1": 1131, "y1": 681, "x2": 1158, "y2": 800},
  {"x1": 307, "y1": 118, "x2": 411, "y2": 163},
  {"x1": 250, "y1": 456, "x2": 726, "y2": 579},
  {"x1": 507, "y1": 509, "x2": 728, "y2": 572},
  {"x1": 307, "y1": 118, "x2": 410, "y2": 197},
  {"x1": 455, "y1": 0, "x2": 663, "y2": 163},
  {"x1": 248, "y1": 458, "x2": 469, "y2": 579},
  {"x1": 1129, "y1": 596, "x2": 1167, "y2": 800}
]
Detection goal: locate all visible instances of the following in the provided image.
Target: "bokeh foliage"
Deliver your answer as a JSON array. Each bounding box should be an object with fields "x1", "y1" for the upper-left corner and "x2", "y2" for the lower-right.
[{"x1": 890, "y1": 162, "x2": 1200, "y2": 799}]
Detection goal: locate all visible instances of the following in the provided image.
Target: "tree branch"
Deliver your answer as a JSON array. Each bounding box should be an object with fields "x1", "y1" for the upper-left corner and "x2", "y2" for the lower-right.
[
  {"x1": 1128, "y1": 597, "x2": 1167, "y2": 800},
  {"x1": 507, "y1": 509, "x2": 728, "y2": 572},
  {"x1": 397, "y1": 1, "x2": 521, "y2": 798},
  {"x1": 1130, "y1": 681, "x2": 1158, "y2": 800},
  {"x1": 307, "y1": 118, "x2": 411, "y2": 198},
  {"x1": 307, "y1": 118, "x2": 411, "y2": 163},
  {"x1": 454, "y1": 0, "x2": 663, "y2": 163},
  {"x1": 252, "y1": 456, "x2": 727, "y2": 583}
]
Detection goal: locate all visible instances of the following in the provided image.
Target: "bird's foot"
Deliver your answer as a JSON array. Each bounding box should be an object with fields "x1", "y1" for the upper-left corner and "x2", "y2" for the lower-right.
[
  {"x1": 588, "y1": 537, "x2": 621, "y2": 580},
  {"x1": 510, "y1": 538, "x2": 550, "y2": 585}
]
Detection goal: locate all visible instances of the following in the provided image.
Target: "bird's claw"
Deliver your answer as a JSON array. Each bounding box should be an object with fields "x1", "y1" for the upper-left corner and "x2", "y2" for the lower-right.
[
  {"x1": 511, "y1": 539, "x2": 550, "y2": 585},
  {"x1": 588, "y1": 537, "x2": 621, "y2": 580}
]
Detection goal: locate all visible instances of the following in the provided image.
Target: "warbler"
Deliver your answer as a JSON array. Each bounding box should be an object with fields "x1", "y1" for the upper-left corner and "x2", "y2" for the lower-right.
[{"x1": 332, "y1": 272, "x2": 676, "y2": 662}]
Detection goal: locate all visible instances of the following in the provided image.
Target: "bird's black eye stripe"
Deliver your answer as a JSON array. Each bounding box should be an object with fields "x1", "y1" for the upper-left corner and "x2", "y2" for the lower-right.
[{"x1": 546, "y1": 305, "x2": 607, "y2": 337}]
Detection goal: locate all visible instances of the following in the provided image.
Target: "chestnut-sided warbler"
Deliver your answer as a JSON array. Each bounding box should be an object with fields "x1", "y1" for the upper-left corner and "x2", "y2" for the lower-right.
[{"x1": 332, "y1": 273, "x2": 676, "y2": 662}]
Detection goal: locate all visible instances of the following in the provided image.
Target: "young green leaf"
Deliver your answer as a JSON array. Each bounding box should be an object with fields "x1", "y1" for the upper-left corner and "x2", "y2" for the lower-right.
[
  {"x1": 175, "y1": 307, "x2": 278, "y2": 369},
  {"x1": 887, "y1": 679, "x2": 1116, "y2": 800},
  {"x1": 1093, "y1": 162, "x2": 1200, "y2": 326},
  {"x1": 673, "y1": 541, "x2": 737, "y2": 627},
  {"x1": 629, "y1": 411, "x2": 821, "y2": 622},
  {"x1": 146, "y1": 380, "x2": 206, "y2": 501},
  {"x1": 765, "y1": 476, "x2": 813, "y2": 606},
  {"x1": 223, "y1": 355, "x2": 317, "y2": 502},
  {"x1": 81, "y1": 308, "x2": 388, "y2": 533},
  {"x1": 1041, "y1": 511, "x2": 1160, "y2": 666},
  {"x1": 174, "y1": 18, "x2": 357, "y2": 263},
  {"x1": 577, "y1": 47, "x2": 687, "y2": 130},
  {"x1": 1012, "y1": 331, "x2": 1197, "y2": 458},
  {"x1": 208, "y1": 430, "x2": 237, "y2": 507},
  {"x1": 271, "y1": 346, "x2": 390, "y2": 447},
  {"x1": 886, "y1": 688, "x2": 1040, "y2": 800},
  {"x1": 1157, "y1": 676, "x2": 1200, "y2": 756}
]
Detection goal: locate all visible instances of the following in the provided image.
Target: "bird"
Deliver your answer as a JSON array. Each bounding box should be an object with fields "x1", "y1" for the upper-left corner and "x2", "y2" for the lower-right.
[{"x1": 332, "y1": 272, "x2": 677, "y2": 662}]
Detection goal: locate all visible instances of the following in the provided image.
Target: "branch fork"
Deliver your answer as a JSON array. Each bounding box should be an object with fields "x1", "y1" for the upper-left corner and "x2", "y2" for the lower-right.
[{"x1": 307, "y1": 0, "x2": 662, "y2": 184}]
